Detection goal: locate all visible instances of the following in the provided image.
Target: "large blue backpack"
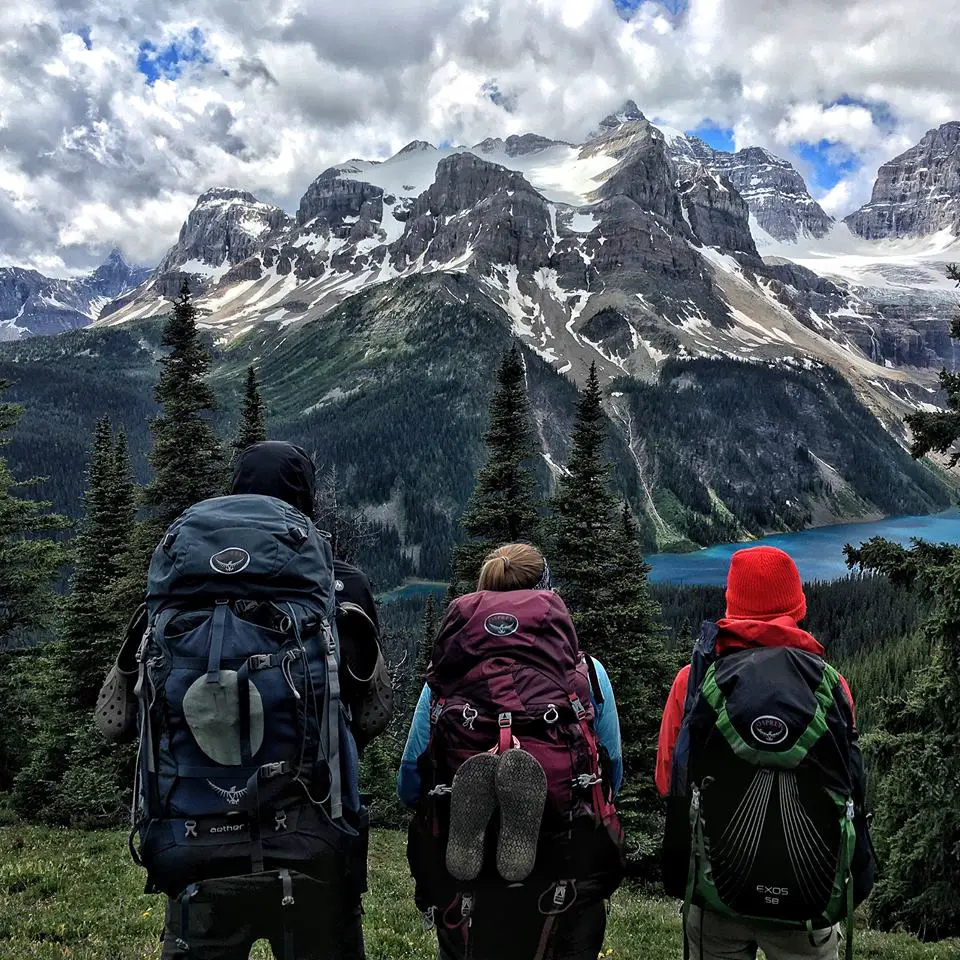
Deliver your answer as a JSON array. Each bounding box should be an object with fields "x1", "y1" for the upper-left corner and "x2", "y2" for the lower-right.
[{"x1": 130, "y1": 494, "x2": 361, "y2": 899}]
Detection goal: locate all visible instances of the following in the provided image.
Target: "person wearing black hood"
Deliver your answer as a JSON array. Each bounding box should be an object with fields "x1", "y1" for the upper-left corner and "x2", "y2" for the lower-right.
[
  {"x1": 230, "y1": 442, "x2": 392, "y2": 749},
  {"x1": 96, "y1": 440, "x2": 392, "y2": 960}
]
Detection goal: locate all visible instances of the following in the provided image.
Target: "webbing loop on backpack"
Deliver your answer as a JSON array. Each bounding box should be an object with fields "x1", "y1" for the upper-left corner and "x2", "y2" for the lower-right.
[
  {"x1": 205, "y1": 601, "x2": 230, "y2": 684},
  {"x1": 498, "y1": 712, "x2": 513, "y2": 754}
]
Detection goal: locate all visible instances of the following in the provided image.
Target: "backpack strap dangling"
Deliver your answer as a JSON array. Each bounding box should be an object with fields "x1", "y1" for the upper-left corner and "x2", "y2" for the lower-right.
[
  {"x1": 279, "y1": 869, "x2": 296, "y2": 960},
  {"x1": 321, "y1": 617, "x2": 343, "y2": 820}
]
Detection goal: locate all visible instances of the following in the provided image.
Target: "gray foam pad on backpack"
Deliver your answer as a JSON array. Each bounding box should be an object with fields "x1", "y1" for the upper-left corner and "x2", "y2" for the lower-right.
[{"x1": 183, "y1": 672, "x2": 264, "y2": 766}]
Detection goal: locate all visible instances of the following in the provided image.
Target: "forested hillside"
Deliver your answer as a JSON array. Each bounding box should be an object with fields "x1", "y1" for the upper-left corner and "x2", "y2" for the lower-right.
[{"x1": 0, "y1": 276, "x2": 948, "y2": 589}]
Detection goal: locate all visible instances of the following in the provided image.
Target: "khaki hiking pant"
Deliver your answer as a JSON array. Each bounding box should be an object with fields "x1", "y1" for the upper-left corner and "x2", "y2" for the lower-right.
[{"x1": 685, "y1": 906, "x2": 840, "y2": 960}]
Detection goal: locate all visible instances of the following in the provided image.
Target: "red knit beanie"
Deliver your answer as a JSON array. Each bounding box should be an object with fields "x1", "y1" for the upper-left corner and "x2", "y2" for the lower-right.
[{"x1": 725, "y1": 546, "x2": 807, "y2": 622}]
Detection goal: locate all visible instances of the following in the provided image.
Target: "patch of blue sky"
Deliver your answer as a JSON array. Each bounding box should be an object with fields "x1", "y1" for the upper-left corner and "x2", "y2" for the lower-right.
[
  {"x1": 614, "y1": 0, "x2": 688, "y2": 19},
  {"x1": 77, "y1": 25, "x2": 92, "y2": 50},
  {"x1": 686, "y1": 124, "x2": 736, "y2": 153},
  {"x1": 137, "y1": 27, "x2": 210, "y2": 86},
  {"x1": 795, "y1": 140, "x2": 861, "y2": 190}
]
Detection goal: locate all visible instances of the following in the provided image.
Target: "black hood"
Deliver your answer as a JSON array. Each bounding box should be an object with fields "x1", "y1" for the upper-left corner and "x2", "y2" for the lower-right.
[{"x1": 231, "y1": 441, "x2": 316, "y2": 518}]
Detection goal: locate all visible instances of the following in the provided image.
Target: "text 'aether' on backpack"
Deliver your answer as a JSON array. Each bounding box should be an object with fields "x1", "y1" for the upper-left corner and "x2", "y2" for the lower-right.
[{"x1": 130, "y1": 495, "x2": 362, "y2": 909}]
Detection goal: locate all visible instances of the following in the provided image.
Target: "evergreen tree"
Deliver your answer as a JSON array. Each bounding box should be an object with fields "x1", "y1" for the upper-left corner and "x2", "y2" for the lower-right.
[
  {"x1": 451, "y1": 347, "x2": 541, "y2": 593},
  {"x1": 0, "y1": 381, "x2": 68, "y2": 649},
  {"x1": 144, "y1": 281, "x2": 225, "y2": 536},
  {"x1": 233, "y1": 365, "x2": 268, "y2": 460},
  {"x1": 549, "y1": 364, "x2": 672, "y2": 875},
  {"x1": 13, "y1": 418, "x2": 138, "y2": 823},
  {"x1": 843, "y1": 263, "x2": 960, "y2": 939},
  {"x1": 418, "y1": 592, "x2": 438, "y2": 681},
  {"x1": 0, "y1": 380, "x2": 67, "y2": 792},
  {"x1": 549, "y1": 364, "x2": 619, "y2": 613}
]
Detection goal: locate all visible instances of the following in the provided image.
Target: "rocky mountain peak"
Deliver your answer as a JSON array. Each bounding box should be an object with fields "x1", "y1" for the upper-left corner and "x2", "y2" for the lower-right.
[
  {"x1": 395, "y1": 140, "x2": 437, "y2": 157},
  {"x1": 846, "y1": 120, "x2": 960, "y2": 240},
  {"x1": 589, "y1": 100, "x2": 647, "y2": 140},
  {"x1": 195, "y1": 187, "x2": 261, "y2": 206},
  {"x1": 155, "y1": 187, "x2": 291, "y2": 283},
  {"x1": 665, "y1": 135, "x2": 833, "y2": 242}
]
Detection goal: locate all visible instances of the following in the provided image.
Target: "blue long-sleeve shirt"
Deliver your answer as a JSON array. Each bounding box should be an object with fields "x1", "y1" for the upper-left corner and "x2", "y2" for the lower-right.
[{"x1": 397, "y1": 657, "x2": 623, "y2": 809}]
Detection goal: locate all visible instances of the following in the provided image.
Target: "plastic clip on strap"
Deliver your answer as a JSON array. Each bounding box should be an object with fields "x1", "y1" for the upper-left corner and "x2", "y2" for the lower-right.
[
  {"x1": 205, "y1": 601, "x2": 230, "y2": 684},
  {"x1": 279, "y1": 869, "x2": 296, "y2": 960},
  {"x1": 498, "y1": 713, "x2": 513, "y2": 754},
  {"x1": 569, "y1": 694, "x2": 606, "y2": 816}
]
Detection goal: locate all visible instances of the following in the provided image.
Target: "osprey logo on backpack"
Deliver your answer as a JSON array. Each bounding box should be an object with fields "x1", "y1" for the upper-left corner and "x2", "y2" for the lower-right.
[
  {"x1": 484, "y1": 613, "x2": 519, "y2": 637},
  {"x1": 210, "y1": 547, "x2": 251, "y2": 575},
  {"x1": 751, "y1": 715, "x2": 789, "y2": 745}
]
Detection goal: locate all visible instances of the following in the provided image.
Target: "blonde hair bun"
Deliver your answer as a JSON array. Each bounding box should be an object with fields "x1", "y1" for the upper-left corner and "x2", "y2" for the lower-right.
[{"x1": 478, "y1": 543, "x2": 545, "y2": 592}]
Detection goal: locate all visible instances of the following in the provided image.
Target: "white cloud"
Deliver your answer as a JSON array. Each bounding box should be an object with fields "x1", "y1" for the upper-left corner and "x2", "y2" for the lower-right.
[{"x1": 2, "y1": 0, "x2": 960, "y2": 274}]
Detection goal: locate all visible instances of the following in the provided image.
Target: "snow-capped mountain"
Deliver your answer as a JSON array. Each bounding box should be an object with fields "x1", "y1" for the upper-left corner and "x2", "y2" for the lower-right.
[
  {"x1": 97, "y1": 103, "x2": 960, "y2": 435},
  {"x1": 0, "y1": 250, "x2": 150, "y2": 339},
  {"x1": 664, "y1": 133, "x2": 834, "y2": 242},
  {"x1": 846, "y1": 122, "x2": 960, "y2": 240}
]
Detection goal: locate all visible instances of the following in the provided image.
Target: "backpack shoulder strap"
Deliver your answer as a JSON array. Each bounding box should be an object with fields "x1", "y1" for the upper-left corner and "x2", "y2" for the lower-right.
[
  {"x1": 585, "y1": 655, "x2": 604, "y2": 706},
  {"x1": 669, "y1": 621, "x2": 721, "y2": 798}
]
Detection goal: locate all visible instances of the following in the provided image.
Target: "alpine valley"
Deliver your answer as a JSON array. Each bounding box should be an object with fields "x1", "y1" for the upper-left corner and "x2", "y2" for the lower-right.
[{"x1": 3, "y1": 103, "x2": 959, "y2": 589}]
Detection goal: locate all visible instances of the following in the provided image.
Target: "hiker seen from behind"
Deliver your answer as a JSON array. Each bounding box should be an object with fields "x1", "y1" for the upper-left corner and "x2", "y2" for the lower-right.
[
  {"x1": 96, "y1": 441, "x2": 393, "y2": 960},
  {"x1": 399, "y1": 543, "x2": 626, "y2": 960},
  {"x1": 657, "y1": 546, "x2": 877, "y2": 960}
]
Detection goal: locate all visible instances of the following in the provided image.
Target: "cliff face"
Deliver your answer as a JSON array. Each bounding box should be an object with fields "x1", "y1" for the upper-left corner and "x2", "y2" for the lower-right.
[
  {"x1": 666, "y1": 137, "x2": 834, "y2": 242},
  {"x1": 846, "y1": 122, "x2": 960, "y2": 239}
]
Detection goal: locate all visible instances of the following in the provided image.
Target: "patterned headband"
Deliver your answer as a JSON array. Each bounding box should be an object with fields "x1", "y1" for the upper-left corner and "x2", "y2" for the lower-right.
[{"x1": 535, "y1": 556, "x2": 553, "y2": 591}]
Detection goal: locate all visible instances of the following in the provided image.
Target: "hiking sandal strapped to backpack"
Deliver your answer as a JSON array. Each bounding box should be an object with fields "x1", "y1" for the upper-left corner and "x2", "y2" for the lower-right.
[
  {"x1": 407, "y1": 589, "x2": 625, "y2": 953},
  {"x1": 95, "y1": 603, "x2": 147, "y2": 744},
  {"x1": 337, "y1": 601, "x2": 394, "y2": 750}
]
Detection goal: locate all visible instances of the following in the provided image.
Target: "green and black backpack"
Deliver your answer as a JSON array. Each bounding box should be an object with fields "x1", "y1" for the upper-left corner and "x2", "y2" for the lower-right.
[{"x1": 663, "y1": 623, "x2": 876, "y2": 959}]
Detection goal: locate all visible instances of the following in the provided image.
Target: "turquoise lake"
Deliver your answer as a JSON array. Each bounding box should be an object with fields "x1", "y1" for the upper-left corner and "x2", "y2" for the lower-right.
[
  {"x1": 646, "y1": 511, "x2": 960, "y2": 586},
  {"x1": 377, "y1": 512, "x2": 960, "y2": 600}
]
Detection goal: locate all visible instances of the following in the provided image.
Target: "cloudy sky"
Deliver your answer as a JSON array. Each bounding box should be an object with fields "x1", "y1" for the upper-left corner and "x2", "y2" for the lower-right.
[{"x1": 3, "y1": 0, "x2": 960, "y2": 275}]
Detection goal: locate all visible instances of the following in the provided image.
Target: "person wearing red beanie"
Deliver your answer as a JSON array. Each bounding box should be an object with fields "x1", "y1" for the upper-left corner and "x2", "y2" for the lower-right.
[{"x1": 654, "y1": 546, "x2": 865, "y2": 960}]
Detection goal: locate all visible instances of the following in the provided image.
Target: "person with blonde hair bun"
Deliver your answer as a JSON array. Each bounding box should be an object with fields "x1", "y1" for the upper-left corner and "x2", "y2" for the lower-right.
[{"x1": 398, "y1": 543, "x2": 625, "y2": 960}]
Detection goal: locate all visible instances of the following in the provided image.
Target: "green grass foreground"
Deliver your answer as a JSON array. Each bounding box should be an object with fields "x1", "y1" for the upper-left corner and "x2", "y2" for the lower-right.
[{"x1": 0, "y1": 826, "x2": 957, "y2": 960}]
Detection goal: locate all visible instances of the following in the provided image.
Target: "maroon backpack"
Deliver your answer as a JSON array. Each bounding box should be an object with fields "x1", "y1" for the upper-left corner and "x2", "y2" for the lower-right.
[{"x1": 407, "y1": 590, "x2": 624, "y2": 940}]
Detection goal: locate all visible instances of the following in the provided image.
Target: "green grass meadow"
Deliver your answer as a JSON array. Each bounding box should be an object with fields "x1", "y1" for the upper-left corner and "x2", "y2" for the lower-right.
[{"x1": 0, "y1": 827, "x2": 956, "y2": 960}]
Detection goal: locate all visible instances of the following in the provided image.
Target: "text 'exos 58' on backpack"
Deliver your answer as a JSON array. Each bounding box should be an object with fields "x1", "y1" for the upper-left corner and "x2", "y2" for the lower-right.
[
  {"x1": 408, "y1": 590, "x2": 625, "y2": 937},
  {"x1": 130, "y1": 494, "x2": 362, "y2": 900},
  {"x1": 664, "y1": 623, "x2": 876, "y2": 958}
]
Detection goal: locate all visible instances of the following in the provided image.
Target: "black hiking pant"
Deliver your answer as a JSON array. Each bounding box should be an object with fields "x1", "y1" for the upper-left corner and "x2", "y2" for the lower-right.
[
  {"x1": 160, "y1": 871, "x2": 365, "y2": 960},
  {"x1": 435, "y1": 899, "x2": 607, "y2": 960}
]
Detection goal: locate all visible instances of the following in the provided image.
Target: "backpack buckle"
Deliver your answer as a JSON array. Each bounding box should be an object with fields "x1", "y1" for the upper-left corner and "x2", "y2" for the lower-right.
[
  {"x1": 262, "y1": 762, "x2": 288, "y2": 779},
  {"x1": 498, "y1": 712, "x2": 512, "y2": 728},
  {"x1": 569, "y1": 696, "x2": 586, "y2": 719},
  {"x1": 572, "y1": 773, "x2": 601, "y2": 789},
  {"x1": 553, "y1": 881, "x2": 568, "y2": 907},
  {"x1": 250, "y1": 654, "x2": 275, "y2": 671}
]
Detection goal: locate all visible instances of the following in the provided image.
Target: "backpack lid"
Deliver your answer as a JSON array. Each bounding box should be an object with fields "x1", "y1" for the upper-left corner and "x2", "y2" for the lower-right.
[
  {"x1": 429, "y1": 589, "x2": 580, "y2": 690},
  {"x1": 147, "y1": 494, "x2": 333, "y2": 611}
]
